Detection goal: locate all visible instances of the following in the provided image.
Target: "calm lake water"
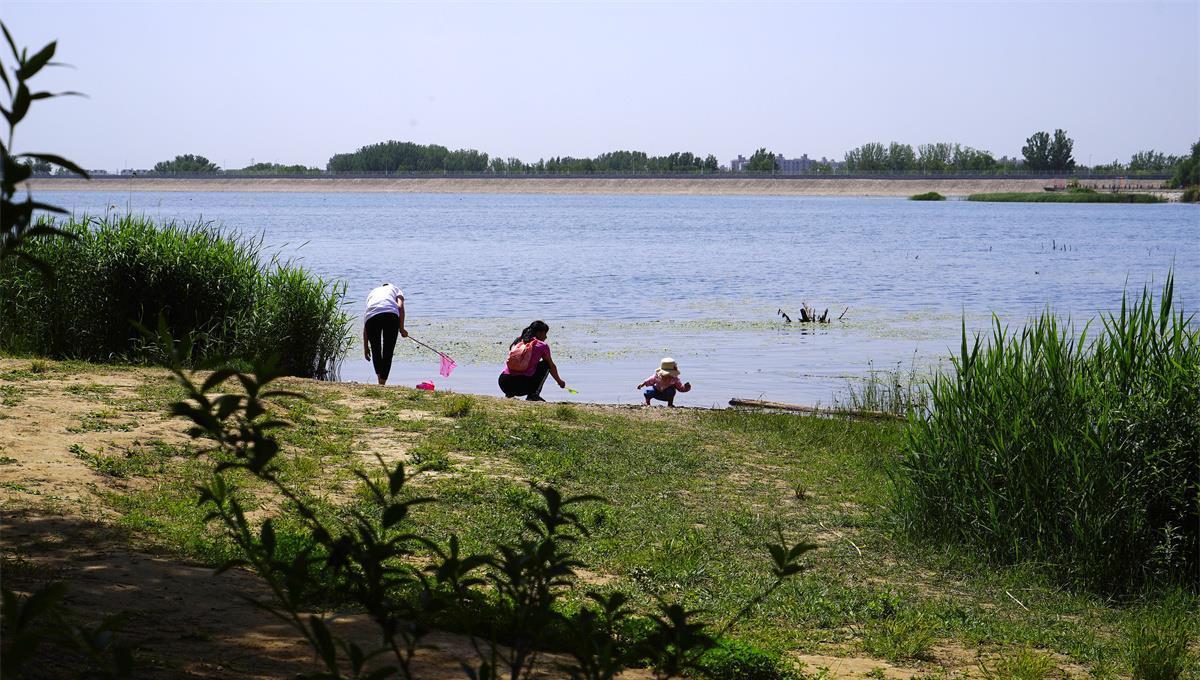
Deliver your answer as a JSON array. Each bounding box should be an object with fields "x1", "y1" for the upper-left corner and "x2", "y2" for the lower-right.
[{"x1": 40, "y1": 191, "x2": 1199, "y2": 406}]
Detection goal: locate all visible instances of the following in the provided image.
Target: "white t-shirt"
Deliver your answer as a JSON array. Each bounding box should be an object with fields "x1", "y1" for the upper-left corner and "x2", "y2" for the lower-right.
[{"x1": 364, "y1": 284, "x2": 403, "y2": 320}]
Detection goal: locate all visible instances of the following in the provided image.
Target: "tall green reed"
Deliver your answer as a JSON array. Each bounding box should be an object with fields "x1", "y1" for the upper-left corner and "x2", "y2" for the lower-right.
[
  {"x1": 892, "y1": 273, "x2": 1199, "y2": 592},
  {"x1": 833, "y1": 360, "x2": 930, "y2": 417},
  {"x1": 242, "y1": 261, "x2": 352, "y2": 378},
  {"x1": 0, "y1": 214, "x2": 351, "y2": 377}
]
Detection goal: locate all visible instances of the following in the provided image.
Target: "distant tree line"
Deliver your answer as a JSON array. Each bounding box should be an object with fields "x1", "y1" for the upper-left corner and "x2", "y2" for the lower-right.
[
  {"x1": 19, "y1": 157, "x2": 79, "y2": 176},
  {"x1": 841, "y1": 131, "x2": 1193, "y2": 177},
  {"x1": 325, "y1": 141, "x2": 720, "y2": 175},
  {"x1": 1090, "y1": 147, "x2": 1192, "y2": 178},
  {"x1": 326, "y1": 141, "x2": 490, "y2": 173},
  {"x1": 148, "y1": 156, "x2": 324, "y2": 174},
  {"x1": 143, "y1": 137, "x2": 1199, "y2": 178},
  {"x1": 844, "y1": 141, "x2": 1003, "y2": 174},
  {"x1": 239, "y1": 162, "x2": 321, "y2": 175},
  {"x1": 491, "y1": 150, "x2": 720, "y2": 174},
  {"x1": 153, "y1": 154, "x2": 220, "y2": 173}
]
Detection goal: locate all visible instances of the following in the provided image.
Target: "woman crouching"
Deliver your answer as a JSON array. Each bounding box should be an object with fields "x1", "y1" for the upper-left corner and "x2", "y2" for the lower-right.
[{"x1": 498, "y1": 320, "x2": 567, "y2": 402}]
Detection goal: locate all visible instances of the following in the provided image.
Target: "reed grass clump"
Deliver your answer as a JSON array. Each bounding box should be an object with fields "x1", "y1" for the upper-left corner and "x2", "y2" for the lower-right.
[
  {"x1": 892, "y1": 274, "x2": 1199, "y2": 592},
  {"x1": 1126, "y1": 595, "x2": 1197, "y2": 680},
  {"x1": 834, "y1": 362, "x2": 929, "y2": 417},
  {"x1": 909, "y1": 192, "x2": 945, "y2": 201},
  {"x1": 0, "y1": 214, "x2": 351, "y2": 377}
]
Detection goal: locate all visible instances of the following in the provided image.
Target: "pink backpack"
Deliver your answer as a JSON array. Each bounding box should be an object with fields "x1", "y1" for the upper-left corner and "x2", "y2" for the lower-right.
[{"x1": 506, "y1": 340, "x2": 536, "y2": 373}]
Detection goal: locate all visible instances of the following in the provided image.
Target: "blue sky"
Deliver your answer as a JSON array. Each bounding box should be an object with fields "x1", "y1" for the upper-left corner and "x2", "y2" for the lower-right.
[{"x1": 5, "y1": 0, "x2": 1198, "y2": 171}]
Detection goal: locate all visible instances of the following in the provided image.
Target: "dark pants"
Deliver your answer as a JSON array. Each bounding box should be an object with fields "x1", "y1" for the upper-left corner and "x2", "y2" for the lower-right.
[
  {"x1": 498, "y1": 359, "x2": 550, "y2": 399},
  {"x1": 644, "y1": 386, "x2": 678, "y2": 402},
  {"x1": 365, "y1": 312, "x2": 400, "y2": 381}
]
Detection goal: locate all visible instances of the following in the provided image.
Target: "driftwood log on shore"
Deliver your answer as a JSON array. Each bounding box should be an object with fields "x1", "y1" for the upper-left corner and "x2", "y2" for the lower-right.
[{"x1": 729, "y1": 398, "x2": 905, "y2": 421}]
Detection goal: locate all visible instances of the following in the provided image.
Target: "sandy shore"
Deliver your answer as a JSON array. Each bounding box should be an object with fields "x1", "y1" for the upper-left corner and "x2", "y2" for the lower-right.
[{"x1": 26, "y1": 176, "x2": 1172, "y2": 197}]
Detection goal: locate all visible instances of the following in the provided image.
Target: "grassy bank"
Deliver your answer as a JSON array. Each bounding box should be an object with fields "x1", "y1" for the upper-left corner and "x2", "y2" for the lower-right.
[
  {"x1": 0, "y1": 214, "x2": 351, "y2": 377},
  {"x1": 966, "y1": 191, "x2": 1165, "y2": 203},
  {"x1": 2, "y1": 358, "x2": 1195, "y2": 677}
]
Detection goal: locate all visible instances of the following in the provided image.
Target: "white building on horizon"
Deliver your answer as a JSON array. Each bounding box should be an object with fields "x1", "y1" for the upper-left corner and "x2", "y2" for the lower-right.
[{"x1": 731, "y1": 153, "x2": 838, "y2": 174}]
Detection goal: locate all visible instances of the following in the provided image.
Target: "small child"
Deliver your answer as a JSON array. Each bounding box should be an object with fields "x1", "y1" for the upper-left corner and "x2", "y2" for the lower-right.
[{"x1": 637, "y1": 357, "x2": 692, "y2": 407}]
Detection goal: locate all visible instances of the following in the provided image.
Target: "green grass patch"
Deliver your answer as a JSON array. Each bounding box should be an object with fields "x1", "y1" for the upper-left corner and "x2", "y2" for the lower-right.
[
  {"x1": 46, "y1": 359, "x2": 1199, "y2": 676},
  {"x1": 438, "y1": 393, "x2": 475, "y2": 418},
  {"x1": 1125, "y1": 594, "x2": 1198, "y2": 680},
  {"x1": 63, "y1": 383, "x2": 116, "y2": 396},
  {"x1": 909, "y1": 191, "x2": 945, "y2": 201},
  {"x1": 859, "y1": 611, "x2": 938, "y2": 661},
  {"x1": 114, "y1": 378, "x2": 189, "y2": 412},
  {"x1": 967, "y1": 191, "x2": 1164, "y2": 203},
  {"x1": 980, "y1": 648, "x2": 1057, "y2": 680},
  {"x1": 66, "y1": 409, "x2": 134, "y2": 433},
  {"x1": 70, "y1": 441, "x2": 184, "y2": 478},
  {"x1": 0, "y1": 384, "x2": 25, "y2": 406},
  {"x1": 0, "y1": 359, "x2": 91, "y2": 381}
]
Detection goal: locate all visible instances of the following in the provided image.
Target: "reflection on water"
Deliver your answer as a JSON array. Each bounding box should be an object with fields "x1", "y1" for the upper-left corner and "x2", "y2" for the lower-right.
[{"x1": 43, "y1": 191, "x2": 1198, "y2": 405}]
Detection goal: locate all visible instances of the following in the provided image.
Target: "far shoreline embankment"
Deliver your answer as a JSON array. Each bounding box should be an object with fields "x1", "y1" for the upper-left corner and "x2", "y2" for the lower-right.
[{"x1": 27, "y1": 175, "x2": 1175, "y2": 198}]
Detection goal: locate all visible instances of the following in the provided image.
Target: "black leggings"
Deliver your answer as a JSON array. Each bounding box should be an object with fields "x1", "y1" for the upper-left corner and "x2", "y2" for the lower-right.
[
  {"x1": 365, "y1": 312, "x2": 400, "y2": 381},
  {"x1": 498, "y1": 359, "x2": 550, "y2": 399}
]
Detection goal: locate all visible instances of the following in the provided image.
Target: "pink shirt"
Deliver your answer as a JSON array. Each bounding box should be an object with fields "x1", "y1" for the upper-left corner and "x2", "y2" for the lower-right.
[
  {"x1": 643, "y1": 373, "x2": 684, "y2": 390},
  {"x1": 501, "y1": 339, "x2": 551, "y2": 377}
]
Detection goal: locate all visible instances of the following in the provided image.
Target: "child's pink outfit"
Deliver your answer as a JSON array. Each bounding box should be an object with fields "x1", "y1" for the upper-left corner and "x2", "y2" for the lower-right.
[
  {"x1": 641, "y1": 357, "x2": 690, "y2": 406},
  {"x1": 642, "y1": 373, "x2": 685, "y2": 391}
]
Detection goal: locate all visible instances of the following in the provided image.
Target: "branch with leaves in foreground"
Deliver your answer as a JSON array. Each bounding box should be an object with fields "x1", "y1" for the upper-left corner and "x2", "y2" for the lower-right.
[{"x1": 0, "y1": 20, "x2": 89, "y2": 277}]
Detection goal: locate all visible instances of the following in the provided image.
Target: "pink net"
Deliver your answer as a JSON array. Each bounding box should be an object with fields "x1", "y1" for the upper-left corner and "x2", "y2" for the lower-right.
[{"x1": 439, "y1": 354, "x2": 457, "y2": 377}]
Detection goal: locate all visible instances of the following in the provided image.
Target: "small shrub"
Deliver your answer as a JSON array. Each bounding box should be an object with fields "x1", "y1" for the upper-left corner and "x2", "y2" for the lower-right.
[
  {"x1": 409, "y1": 445, "x2": 452, "y2": 472},
  {"x1": 861, "y1": 612, "x2": 937, "y2": 661},
  {"x1": 1127, "y1": 598, "x2": 1196, "y2": 680},
  {"x1": 553, "y1": 403, "x2": 579, "y2": 421},
  {"x1": 791, "y1": 481, "x2": 808, "y2": 500},
  {"x1": 981, "y1": 648, "x2": 1057, "y2": 680},
  {"x1": 28, "y1": 360, "x2": 48, "y2": 374},
  {"x1": 695, "y1": 639, "x2": 803, "y2": 680},
  {"x1": 438, "y1": 393, "x2": 474, "y2": 418},
  {"x1": 909, "y1": 192, "x2": 945, "y2": 201},
  {"x1": 1181, "y1": 185, "x2": 1199, "y2": 203}
]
